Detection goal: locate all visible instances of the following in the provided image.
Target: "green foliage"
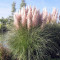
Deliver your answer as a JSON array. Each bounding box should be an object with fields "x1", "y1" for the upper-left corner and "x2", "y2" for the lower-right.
[
  {"x1": 39, "y1": 23, "x2": 60, "y2": 58},
  {"x1": 11, "y1": 2, "x2": 16, "y2": 15},
  {"x1": 20, "y1": 0, "x2": 26, "y2": 8},
  {"x1": 8, "y1": 23, "x2": 60, "y2": 60},
  {"x1": 29, "y1": 27, "x2": 50, "y2": 60},
  {"x1": 0, "y1": 24, "x2": 2, "y2": 29},
  {"x1": 0, "y1": 18, "x2": 8, "y2": 34},
  {"x1": 8, "y1": 27, "x2": 49, "y2": 60},
  {"x1": 9, "y1": 28, "x2": 28, "y2": 60}
]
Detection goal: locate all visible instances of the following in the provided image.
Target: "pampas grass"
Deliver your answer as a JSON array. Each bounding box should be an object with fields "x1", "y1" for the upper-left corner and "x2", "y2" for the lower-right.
[
  {"x1": 8, "y1": 26, "x2": 50, "y2": 60},
  {"x1": 8, "y1": 23, "x2": 60, "y2": 60},
  {"x1": 9, "y1": 27, "x2": 28, "y2": 60},
  {"x1": 8, "y1": 6, "x2": 60, "y2": 60}
]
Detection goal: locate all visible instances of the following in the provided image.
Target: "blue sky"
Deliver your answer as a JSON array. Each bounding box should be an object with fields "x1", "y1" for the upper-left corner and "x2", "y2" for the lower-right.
[{"x1": 0, "y1": 0, "x2": 60, "y2": 18}]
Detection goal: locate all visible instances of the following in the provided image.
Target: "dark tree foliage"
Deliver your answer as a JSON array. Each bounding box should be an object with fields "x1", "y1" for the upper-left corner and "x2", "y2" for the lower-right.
[
  {"x1": 11, "y1": 2, "x2": 16, "y2": 15},
  {"x1": 0, "y1": 18, "x2": 9, "y2": 34},
  {"x1": 20, "y1": 0, "x2": 26, "y2": 8}
]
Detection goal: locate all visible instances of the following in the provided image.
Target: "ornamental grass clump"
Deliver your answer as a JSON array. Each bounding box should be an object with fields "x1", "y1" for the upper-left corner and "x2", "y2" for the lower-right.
[
  {"x1": 9, "y1": 6, "x2": 60, "y2": 60},
  {"x1": 39, "y1": 23, "x2": 60, "y2": 58},
  {"x1": 9, "y1": 27, "x2": 49, "y2": 60},
  {"x1": 9, "y1": 28, "x2": 29, "y2": 60},
  {"x1": 9, "y1": 23, "x2": 60, "y2": 60}
]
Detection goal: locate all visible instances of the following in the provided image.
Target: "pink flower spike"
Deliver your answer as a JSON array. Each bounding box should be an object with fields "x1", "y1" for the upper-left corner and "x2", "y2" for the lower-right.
[
  {"x1": 21, "y1": 11, "x2": 27, "y2": 27},
  {"x1": 14, "y1": 13, "x2": 19, "y2": 29},
  {"x1": 27, "y1": 18, "x2": 31, "y2": 29}
]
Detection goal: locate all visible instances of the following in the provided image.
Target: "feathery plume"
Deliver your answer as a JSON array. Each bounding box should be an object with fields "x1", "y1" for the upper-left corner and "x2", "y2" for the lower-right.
[
  {"x1": 52, "y1": 8, "x2": 58, "y2": 23},
  {"x1": 21, "y1": 8, "x2": 27, "y2": 27},
  {"x1": 42, "y1": 8, "x2": 48, "y2": 26},
  {"x1": 14, "y1": 13, "x2": 20, "y2": 29},
  {"x1": 47, "y1": 13, "x2": 52, "y2": 24}
]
